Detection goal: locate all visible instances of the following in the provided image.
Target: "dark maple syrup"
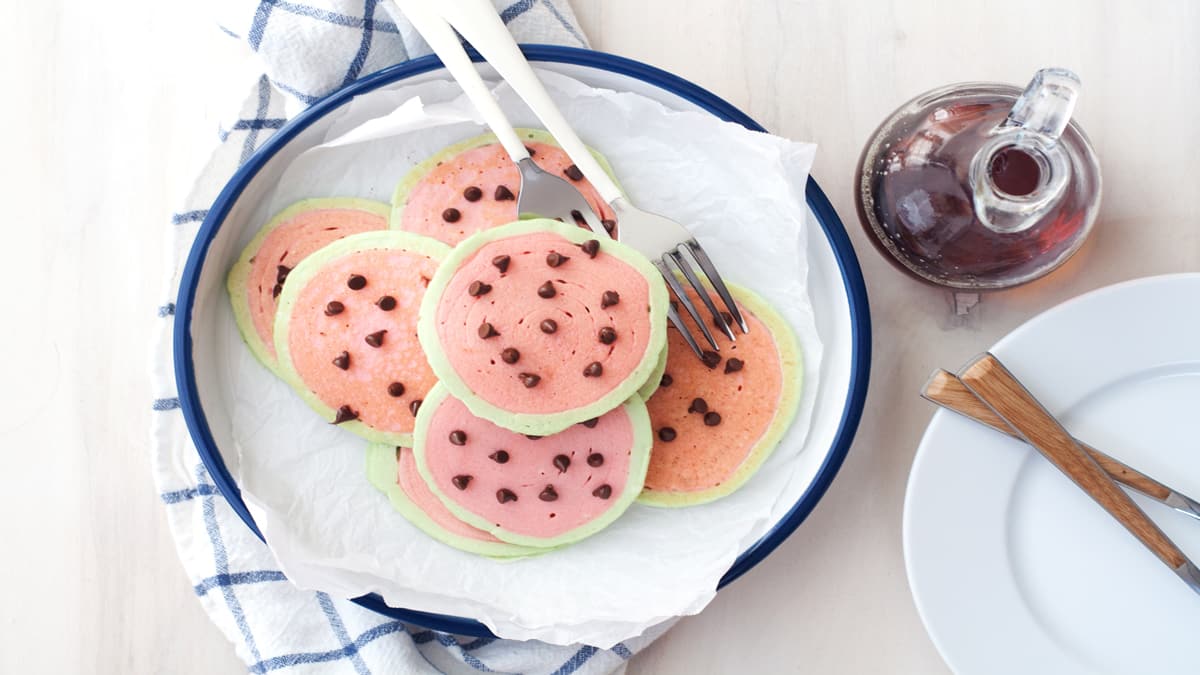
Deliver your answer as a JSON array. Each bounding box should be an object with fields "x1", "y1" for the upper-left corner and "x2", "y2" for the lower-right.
[{"x1": 857, "y1": 76, "x2": 1101, "y2": 291}]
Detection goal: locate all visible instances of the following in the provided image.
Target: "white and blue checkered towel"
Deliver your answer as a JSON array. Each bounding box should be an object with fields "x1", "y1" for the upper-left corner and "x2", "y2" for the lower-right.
[{"x1": 150, "y1": 2, "x2": 671, "y2": 672}]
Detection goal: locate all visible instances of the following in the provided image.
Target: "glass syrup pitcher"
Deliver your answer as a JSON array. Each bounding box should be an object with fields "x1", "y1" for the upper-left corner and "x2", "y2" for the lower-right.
[{"x1": 855, "y1": 68, "x2": 1101, "y2": 310}]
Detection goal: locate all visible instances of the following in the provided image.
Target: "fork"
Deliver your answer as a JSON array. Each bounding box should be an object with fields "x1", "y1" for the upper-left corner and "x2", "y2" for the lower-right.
[
  {"x1": 922, "y1": 368, "x2": 1200, "y2": 521},
  {"x1": 393, "y1": 0, "x2": 608, "y2": 235},
  {"x1": 959, "y1": 353, "x2": 1200, "y2": 596},
  {"x1": 425, "y1": 0, "x2": 749, "y2": 358}
]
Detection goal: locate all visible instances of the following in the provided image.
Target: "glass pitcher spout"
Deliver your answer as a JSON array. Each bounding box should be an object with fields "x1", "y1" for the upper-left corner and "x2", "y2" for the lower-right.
[{"x1": 970, "y1": 68, "x2": 1082, "y2": 234}]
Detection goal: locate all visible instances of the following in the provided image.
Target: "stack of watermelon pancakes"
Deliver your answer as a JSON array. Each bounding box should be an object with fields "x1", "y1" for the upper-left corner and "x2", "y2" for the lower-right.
[{"x1": 228, "y1": 130, "x2": 803, "y2": 557}]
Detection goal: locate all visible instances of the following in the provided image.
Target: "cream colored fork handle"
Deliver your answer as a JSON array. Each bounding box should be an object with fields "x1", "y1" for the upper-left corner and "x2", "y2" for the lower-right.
[
  {"x1": 432, "y1": 0, "x2": 624, "y2": 204},
  {"x1": 959, "y1": 353, "x2": 1189, "y2": 573},
  {"x1": 392, "y1": 0, "x2": 529, "y2": 162}
]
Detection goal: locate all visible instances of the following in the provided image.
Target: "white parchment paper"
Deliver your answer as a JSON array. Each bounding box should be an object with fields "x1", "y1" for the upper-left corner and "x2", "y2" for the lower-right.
[{"x1": 223, "y1": 71, "x2": 823, "y2": 647}]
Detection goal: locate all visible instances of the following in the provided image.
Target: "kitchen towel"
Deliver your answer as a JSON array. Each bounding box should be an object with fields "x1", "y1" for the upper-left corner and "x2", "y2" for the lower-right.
[{"x1": 150, "y1": 2, "x2": 671, "y2": 673}]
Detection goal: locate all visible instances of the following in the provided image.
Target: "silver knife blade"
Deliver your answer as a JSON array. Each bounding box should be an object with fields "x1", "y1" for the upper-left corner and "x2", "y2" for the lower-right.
[
  {"x1": 1163, "y1": 491, "x2": 1200, "y2": 522},
  {"x1": 922, "y1": 368, "x2": 1200, "y2": 524}
]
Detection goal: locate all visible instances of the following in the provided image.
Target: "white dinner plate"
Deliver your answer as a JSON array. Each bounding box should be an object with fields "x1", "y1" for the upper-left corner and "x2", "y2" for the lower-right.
[{"x1": 904, "y1": 273, "x2": 1200, "y2": 674}]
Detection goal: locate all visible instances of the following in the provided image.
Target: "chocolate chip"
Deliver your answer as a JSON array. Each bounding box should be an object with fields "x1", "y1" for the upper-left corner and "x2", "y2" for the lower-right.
[
  {"x1": 449, "y1": 430, "x2": 467, "y2": 446},
  {"x1": 491, "y1": 254, "x2": 510, "y2": 273},
  {"x1": 526, "y1": 434, "x2": 543, "y2": 440},
  {"x1": 688, "y1": 397, "x2": 708, "y2": 414},
  {"x1": 501, "y1": 347, "x2": 520, "y2": 364},
  {"x1": 333, "y1": 405, "x2": 358, "y2": 424},
  {"x1": 442, "y1": 207, "x2": 461, "y2": 223},
  {"x1": 601, "y1": 219, "x2": 616, "y2": 234},
  {"x1": 272, "y1": 283, "x2": 282, "y2": 298},
  {"x1": 494, "y1": 185, "x2": 515, "y2": 201},
  {"x1": 496, "y1": 488, "x2": 518, "y2": 503},
  {"x1": 546, "y1": 251, "x2": 569, "y2": 267},
  {"x1": 348, "y1": 274, "x2": 367, "y2": 290},
  {"x1": 539, "y1": 319, "x2": 558, "y2": 334},
  {"x1": 724, "y1": 358, "x2": 744, "y2": 374},
  {"x1": 587, "y1": 453, "x2": 604, "y2": 467},
  {"x1": 525, "y1": 145, "x2": 537, "y2": 156},
  {"x1": 468, "y1": 280, "x2": 492, "y2": 297},
  {"x1": 325, "y1": 301, "x2": 345, "y2": 316},
  {"x1": 601, "y1": 290, "x2": 619, "y2": 308},
  {"x1": 581, "y1": 418, "x2": 599, "y2": 428},
  {"x1": 387, "y1": 382, "x2": 405, "y2": 397},
  {"x1": 538, "y1": 485, "x2": 558, "y2": 502},
  {"x1": 452, "y1": 475, "x2": 472, "y2": 490},
  {"x1": 409, "y1": 399, "x2": 422, "y2": 416},
  {"x1": 520, "y1": 373, "x2": 541, "y2": 388},
  {"x1": 553, "y1": 454, "x2": 570, "y2": 473},
  {"x1": 332, "y1": 351, "x2": 350, "y2": 370},
  {"x1": 660, "y1": 373, "x2": 673, "y2": 387},
  {"x1": 704, "y1": 411, "x2": 722, "y2": 426},
  {"x1": 478, "y1": 322, "x2": 499, "y2": 339},
  {"x1": 276, "y1": 265, "x2": 291, "y2": 284},
  {"x1": 701, "y1": 350, "x2": 722, "y2": 369},
  {"x1": 583, "y1": 361, "x2": 603, "y2": 377},
  {"x1": 592, "y1": 484, "x2": 612, "y2": 499},
  {"x1": 564, "y1": 164, "x2": 584, "y2": 181},
  {"x1": 598, "y1": 327, "x2": 617, "y2": 344},
  {"x1": 364, "y1": 330, "x2": 386, "y2": 348},
  {"x1": 376, "y1": 295, "x2": 397, "y2": 311},
  {"x1": 537, "y1": 281, "x2": 556, "y2": 298},
  {"x1": 463, "y1": 186, "x2": 483, "y2": 202},
  {"x1": 489, "y1": 450, "x2": 509, "y2": 464},
  {"x1": 715, "y1": 311, "x2": 734, "y2": 330},
  {"x1": 658, "y1": 426, "x2": 677, "y2": 442},
  {"x1": 579, "y1": 239, "x2": 600, "y2": 258},
  {"x1": 570, "y1": 210, "x2": 587, "y2": 227}
]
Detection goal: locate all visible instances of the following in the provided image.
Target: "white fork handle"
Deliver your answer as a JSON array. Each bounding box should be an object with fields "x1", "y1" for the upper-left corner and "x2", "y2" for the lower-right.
[
  {"x1": 431, "y1": 0, "x2": 624, "y2": 204},
  {"x1": 392, "y1": 0, "x2": 529, "y2": 163}
]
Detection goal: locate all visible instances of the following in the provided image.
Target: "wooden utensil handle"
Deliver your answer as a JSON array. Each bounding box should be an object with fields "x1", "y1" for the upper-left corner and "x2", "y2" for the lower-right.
[
  {"x1": 923, "y1": 369, "x2": 1172, "y2": 500},
  {"x1": 959, "y1": 354, "x2": 1187, "y2": 570}
]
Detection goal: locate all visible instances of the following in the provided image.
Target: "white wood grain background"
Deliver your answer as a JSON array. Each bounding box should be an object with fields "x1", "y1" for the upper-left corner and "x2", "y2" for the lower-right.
[{"x1": 1, "y1": 0, "x2": 1196, "y2": 672}]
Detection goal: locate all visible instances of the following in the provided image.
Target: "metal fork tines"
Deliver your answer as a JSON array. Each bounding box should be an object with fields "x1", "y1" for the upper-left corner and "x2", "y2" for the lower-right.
[
  {"x1": 515, "y1": 158, "x2": 608, "y2": 236},
  {"x1": 392, "y1": 0, "x2": 607, "y2": 234},
  {"x1": 612, "y1": 199, "x2": 747, "y2": 357},
  {"x1": 422, "y1": 0, "x2": 745, "y2": 361}
]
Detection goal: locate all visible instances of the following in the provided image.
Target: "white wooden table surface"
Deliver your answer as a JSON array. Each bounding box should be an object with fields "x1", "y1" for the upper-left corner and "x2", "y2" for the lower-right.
[{"x1": 2, "y1": 0, "x2": 1196, "y2": 672}]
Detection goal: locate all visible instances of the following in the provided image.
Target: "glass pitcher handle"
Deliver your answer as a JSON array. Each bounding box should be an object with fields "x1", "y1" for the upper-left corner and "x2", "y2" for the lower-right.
[
  {"x1": 1000, "y1": 68, "x2": 1081, "y2": 145},
  {"x1": 972, "y1": 68, "x2": 1081, "y2": 233}
]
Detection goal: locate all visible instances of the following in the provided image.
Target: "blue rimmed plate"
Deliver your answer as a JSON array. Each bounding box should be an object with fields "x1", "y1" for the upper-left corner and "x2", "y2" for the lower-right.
[{"x1": 174, "y1": 45, "x2": 870, "y2": 637}]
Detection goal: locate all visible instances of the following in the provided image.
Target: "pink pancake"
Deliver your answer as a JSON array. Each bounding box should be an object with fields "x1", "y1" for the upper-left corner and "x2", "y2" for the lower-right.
[
  {"x1": 398, "y1": 141, "x2": 615, "y2": 246},
  {"x1": 394, "y1": 447, "x2": 501, "y2": 542},
  {"x1": 247, "y1": 207, "x2": 386, "y2": 358},
  {"x1": 434, "y1": 231, "x2": 653, "y2": 416},
  {"x1": 644, "y1": 290, "x2": 786, "y2": 493},
  {"x1": 286, "y1": 247, "x2": 440, "y2": 436},
  {"x1": 420, "y1": 392, "x2": 634, "y2": 540}
]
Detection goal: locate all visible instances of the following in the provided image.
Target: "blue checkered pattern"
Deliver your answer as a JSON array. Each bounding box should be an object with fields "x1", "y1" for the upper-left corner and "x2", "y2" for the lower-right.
[
  {"x1": 151, "y1": 3, "x2": 672, "y2": 672},
  {"x1": 211, "y1": 0, "x2": 587, "y2": 109}
]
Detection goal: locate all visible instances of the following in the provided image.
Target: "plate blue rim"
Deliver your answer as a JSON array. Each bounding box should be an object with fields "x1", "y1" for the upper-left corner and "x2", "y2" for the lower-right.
[{"x1": 173, "y1": 44, "x2": 871, "y2": 638}]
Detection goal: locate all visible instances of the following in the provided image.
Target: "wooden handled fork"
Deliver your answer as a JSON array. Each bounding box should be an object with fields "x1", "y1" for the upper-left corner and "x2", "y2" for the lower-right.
[
  {"x1": 958, "y1": 353, "x2": 1200, "y2": 595},
  {"x1": 922, "y1": 368, "x2": 1200, "y2": 521}
]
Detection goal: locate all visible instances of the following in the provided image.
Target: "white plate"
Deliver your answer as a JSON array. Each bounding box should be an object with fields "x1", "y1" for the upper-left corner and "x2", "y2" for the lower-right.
[{"x1": 904, "y1": 273, "x2": 1200, "y2": 674}]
